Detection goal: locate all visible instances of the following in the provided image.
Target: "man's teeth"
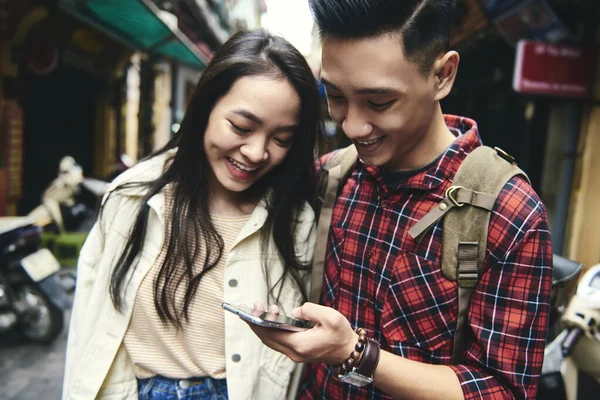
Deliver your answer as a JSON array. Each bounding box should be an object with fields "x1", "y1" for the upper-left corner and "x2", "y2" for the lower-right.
[
  {"x1": 229, "y1": 158, "x2": 257, "y2": 172},
  {"x1": 358, "y1": 138, "x2": 382, "y2": 145}
]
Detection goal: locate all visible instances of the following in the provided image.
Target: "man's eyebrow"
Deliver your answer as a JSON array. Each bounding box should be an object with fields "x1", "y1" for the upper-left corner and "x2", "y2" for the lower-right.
[
  {"x1": 232, "y1": 109, "x2": 262, "y2": 124},
  {"x1": 320, "y1": 78, "x2": 341, "y2": 92},
  {"x1": 356, "y1": 87, "x2": 398, "y2": 95},
  {"x1": 320, "y1": 78, "x2": 398, "y2": 95}
]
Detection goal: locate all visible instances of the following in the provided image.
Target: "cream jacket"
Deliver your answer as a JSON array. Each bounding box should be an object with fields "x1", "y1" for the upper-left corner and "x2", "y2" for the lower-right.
[{"x1": 62, "y1": 151, "x2": 315, "y2": 400}]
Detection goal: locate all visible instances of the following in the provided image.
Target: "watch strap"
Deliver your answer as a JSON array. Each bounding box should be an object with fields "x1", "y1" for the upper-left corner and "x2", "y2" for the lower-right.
[{"x1": 354, "y1": 338, "x2": 381, "y2": 378}]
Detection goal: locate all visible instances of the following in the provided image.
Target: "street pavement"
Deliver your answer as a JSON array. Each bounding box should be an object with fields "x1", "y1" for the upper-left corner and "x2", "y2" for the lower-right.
[
  {"x1": 0, "y1": 286, "x2": 72, "y2": 400},
  {"x1": 0, "y1": 309, "x2": 70, "y2": 400}
]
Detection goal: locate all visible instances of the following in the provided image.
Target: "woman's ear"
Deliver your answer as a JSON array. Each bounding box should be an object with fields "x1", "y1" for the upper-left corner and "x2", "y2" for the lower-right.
[{"x1": 433, "y1": 51, "x2": 460, "y2": 101}]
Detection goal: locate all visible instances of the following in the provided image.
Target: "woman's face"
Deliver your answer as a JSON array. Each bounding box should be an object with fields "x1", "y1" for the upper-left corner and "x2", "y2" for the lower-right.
[{"x1": 203, "y1": 75, "x2": 301, "y2": 199}]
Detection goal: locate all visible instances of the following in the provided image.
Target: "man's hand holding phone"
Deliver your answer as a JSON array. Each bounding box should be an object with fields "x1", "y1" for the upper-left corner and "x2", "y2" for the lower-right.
[
  {"x1": 240, "y1": 302, "x2": 359, "y2": 366},
  {"x1": 222, "y1": 302, "x2": 315, "y2": 332}
]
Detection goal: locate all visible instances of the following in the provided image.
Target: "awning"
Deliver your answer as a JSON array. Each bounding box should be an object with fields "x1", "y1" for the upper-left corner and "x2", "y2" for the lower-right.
[{"x1": 59, "y1": 0, "x2": 209, "y2": 69}]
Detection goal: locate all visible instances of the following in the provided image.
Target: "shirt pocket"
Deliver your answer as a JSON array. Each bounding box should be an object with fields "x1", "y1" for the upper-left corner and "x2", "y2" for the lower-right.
[{"x1": 381, "y1": 251, "x2": 457, "y2": 360}]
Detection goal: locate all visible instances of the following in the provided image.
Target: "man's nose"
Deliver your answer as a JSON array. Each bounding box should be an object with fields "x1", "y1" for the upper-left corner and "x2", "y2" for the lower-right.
[{"x1": 341, "y1": 107, "x2": 373, "y2": 139}]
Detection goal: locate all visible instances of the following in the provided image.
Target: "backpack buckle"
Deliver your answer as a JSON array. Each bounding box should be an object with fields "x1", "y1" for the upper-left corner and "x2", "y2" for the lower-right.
[
  {"x1": 445, "y1": 186, "x2": 465, "y2": 207},
  {"x1": 494, "y1": 147, "x2": 516, "y2": 165}
]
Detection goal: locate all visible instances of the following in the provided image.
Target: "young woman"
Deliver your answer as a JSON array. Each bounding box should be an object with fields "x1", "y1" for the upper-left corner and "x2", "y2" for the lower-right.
[{"x1": 63, "y1": 30, "x2": 322, "y2": 400}]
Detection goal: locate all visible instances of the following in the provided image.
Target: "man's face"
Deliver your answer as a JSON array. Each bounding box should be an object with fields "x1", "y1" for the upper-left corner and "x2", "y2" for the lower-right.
[{"x1": 321, "y1": 33, "x2": 439, "y2": 172}]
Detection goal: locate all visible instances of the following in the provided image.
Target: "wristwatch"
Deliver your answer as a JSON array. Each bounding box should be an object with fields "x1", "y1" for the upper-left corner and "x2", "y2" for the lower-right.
[{"x1": 338, "y1": 338, "x2": 381, "y2": 387}]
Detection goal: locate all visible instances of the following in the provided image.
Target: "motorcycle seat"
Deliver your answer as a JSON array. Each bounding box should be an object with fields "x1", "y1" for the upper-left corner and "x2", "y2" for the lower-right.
[
  {"x1": 552, "y1": 254, "x2": 584, "y2": 288},
  {"x1": 0, "y1": 217, "x2": 41, "y2": 252}
]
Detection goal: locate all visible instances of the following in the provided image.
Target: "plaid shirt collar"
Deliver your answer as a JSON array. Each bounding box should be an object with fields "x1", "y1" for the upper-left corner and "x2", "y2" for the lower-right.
[{"x1": 360, "y1": 115, "x2": 481, "y2": 193}]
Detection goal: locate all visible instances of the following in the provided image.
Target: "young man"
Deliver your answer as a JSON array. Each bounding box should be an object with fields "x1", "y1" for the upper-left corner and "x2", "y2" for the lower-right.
[{"x1": 250, "y1": 1, "x2": 553, "y2": 399}]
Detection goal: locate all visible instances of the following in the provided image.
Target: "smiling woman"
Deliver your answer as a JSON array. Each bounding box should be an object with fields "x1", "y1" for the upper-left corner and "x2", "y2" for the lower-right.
[
  {"x1": 203, "y1": 75, "x2": 301, "y2": 207},
  {"x1": 63, "y1": 29, "x2": 323, "y2": 400}
]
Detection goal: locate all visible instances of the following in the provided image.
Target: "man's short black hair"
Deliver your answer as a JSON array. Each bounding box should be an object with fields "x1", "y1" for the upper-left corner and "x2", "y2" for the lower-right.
[{"x1": 308, "y1": 0, "x2": 456, "y2": 74}]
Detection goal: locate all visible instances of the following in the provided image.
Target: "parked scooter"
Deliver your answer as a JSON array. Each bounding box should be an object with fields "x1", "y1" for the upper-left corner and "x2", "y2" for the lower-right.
[
  {"x1": 28, "y1": 156, "x2": 108, "y2": 234},
  {"x1": 109, "y1": 153, "x2": 134, "y2": 181},
  {"x1": 539, "y1": 260, "x2": 600, "y2": 399},
  {"x1": 0, "y1": 217, "x2": 70, "y2": 343}
]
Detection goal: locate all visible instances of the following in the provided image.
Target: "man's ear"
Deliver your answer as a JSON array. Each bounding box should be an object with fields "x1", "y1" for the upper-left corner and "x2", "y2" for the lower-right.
[{"x1": 433, "y1": 51, "x2": 459, "y2": 101}]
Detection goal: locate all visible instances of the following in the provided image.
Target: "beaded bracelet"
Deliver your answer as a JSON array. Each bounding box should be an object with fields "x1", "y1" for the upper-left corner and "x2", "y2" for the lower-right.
[{"x1": 336, "y1": 328, "x2": 368, "y2": 375}]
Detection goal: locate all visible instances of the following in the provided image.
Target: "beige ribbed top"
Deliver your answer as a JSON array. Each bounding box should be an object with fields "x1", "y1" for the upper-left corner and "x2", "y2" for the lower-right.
[{"x1": 123, "y1": 201, "x2": 250, "y2": 379}]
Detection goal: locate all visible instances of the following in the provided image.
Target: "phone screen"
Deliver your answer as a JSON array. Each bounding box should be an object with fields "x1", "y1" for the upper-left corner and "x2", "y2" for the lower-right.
[{"x1": 222, "y1": 302, "x2": 315, "y2": 331}]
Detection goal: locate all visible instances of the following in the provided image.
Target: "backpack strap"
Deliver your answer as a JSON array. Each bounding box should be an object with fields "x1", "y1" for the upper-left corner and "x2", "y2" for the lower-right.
[
  {"x1": 409, "y1": 146, "x2": 530, "y2": 364},
  {"x1": 288, "y1": 145, "x2": 358, "y2": 400},
  {"x1": 309, "y1": 145, "x2": 358, "y2": 303}
]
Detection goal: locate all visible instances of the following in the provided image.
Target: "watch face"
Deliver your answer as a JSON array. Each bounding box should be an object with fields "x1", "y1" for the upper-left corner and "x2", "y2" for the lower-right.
[{"x1": 338, "y1": 371, "x2": 373, "y2": 387}]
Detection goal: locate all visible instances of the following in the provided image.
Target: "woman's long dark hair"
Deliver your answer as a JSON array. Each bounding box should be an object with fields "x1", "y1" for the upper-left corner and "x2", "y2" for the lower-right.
[{"x1": 107, "y1": 29, "x2": 323, "y2": 326}]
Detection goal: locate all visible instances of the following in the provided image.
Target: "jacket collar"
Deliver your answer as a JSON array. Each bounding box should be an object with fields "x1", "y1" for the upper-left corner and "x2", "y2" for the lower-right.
[
  {"x1": 105, "y1": 150, "x2": 176, "y2": 223},
  {"x1": 106, "y1": 150, "x2": 176, "y2": 197}
]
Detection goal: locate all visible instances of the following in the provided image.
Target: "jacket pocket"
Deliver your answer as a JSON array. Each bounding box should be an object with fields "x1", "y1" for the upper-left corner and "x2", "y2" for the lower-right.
[
  {"x1": 96, "y1": 379, "x2": 137, "y2": 399},
  {"x1": 259, "y1": 346, "x2": 296, "y2": 389}
]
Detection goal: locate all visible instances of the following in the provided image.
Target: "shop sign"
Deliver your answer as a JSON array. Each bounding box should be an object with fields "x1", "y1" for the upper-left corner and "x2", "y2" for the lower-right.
[
  {"x1": 449, "y1": 0, "x2": 489, "y2": 47},
  {"x1": 2, "y1": 101, "x2": 24, "y2": 199},
  {"x1": 491, "y1": 0, "x2": 573, "y2": 46},
  {"x1": 513, "y1": 40, "x2": 595, "y2": 98},
  {"x1": 62, "y1": 28, "x2": 112, "y2": 77},
  {"x1": 0, "y1": 168, "x2": 6, "y2": 215}
]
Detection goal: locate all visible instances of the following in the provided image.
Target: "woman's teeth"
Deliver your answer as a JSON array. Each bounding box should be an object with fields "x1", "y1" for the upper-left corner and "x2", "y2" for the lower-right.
[
  {"x1": 228, "y1": 157, "x2": 257, "y2": 172},
  {"x1": 358, "y1": 137, "x2": 382, "y2": 146}
]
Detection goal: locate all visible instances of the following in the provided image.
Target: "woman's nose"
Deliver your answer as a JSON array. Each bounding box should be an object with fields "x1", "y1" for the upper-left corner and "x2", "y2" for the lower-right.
[{"x1": 240, "y1": 139, "x2": 268, "y2": 164}]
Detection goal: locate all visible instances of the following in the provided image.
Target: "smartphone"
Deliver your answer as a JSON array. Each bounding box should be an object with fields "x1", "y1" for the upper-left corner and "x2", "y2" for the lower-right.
[{"x1": 222, "y1": 302, "x2": 315, "y2": 332}]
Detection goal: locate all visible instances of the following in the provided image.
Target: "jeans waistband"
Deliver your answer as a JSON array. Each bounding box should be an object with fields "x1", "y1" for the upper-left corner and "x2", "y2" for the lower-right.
[{"x1": 138, "y1": 375, "x2": 228, "y2": 399}]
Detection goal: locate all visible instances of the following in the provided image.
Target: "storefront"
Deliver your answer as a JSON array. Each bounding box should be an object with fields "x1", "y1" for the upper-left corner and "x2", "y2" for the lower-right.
[
  {"x1": 0, "y1": 0, "x2": 209, "y2": 216},
  {"x1": 444, "y1": 0, "x2": 598, "y2": 267}
]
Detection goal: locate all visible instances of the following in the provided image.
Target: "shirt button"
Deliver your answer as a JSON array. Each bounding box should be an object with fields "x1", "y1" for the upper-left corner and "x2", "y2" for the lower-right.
[
  {"x1": 232, "y1": 354, "x2": 241, "y2": 362},
  {"x1": 228, "y1": 279, "x2": 238, "y2": 287},
  {"x1": 380, "y1": 200, "x2": 390, "y2": 208},
  {"x1": 179, "y1": 379, "x2": 190, "y2": 389},
  {"x1": 366, "y1": 250, "x2": 374, "y2": 259}
]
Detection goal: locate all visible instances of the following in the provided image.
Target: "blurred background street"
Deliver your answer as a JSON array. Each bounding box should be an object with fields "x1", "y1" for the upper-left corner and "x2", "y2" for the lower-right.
[
  {"x1": 1, "y1": 0, "x2": 600, "y2": 399},
  {"x1": 0, "y1": 309, "x2": 70, "y2": 400}
]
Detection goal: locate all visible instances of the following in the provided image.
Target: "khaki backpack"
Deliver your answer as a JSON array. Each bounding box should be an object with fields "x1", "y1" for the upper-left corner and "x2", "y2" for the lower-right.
[{"x1": 310, "y1": 144, "x2": 530, "y2": 364}]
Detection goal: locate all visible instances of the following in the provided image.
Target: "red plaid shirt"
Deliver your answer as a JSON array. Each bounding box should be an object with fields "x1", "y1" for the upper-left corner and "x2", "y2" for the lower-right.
[{"x1": 300, "y1": 115, "x2": 553, "y2": 399}]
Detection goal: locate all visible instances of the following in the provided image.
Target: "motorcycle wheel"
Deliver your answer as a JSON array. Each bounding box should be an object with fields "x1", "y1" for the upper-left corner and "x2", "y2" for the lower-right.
[{"x1": 18, "y1": 286, "x2": 64, "y2": 343}]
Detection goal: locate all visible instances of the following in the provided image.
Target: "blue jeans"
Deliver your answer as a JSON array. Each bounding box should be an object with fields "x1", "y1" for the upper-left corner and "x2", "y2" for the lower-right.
[{"x1": 138, "y1": 375, "x2": 229, "y2": 400}]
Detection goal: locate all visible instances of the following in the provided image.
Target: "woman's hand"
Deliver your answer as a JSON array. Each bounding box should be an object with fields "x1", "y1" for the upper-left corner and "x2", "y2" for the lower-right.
[
  {"x1": 251, "y1": 302, "x2": 280, "y2": 318},
  {"x1": 245, "y1": 302, "x2": 358, "y2": 365}
]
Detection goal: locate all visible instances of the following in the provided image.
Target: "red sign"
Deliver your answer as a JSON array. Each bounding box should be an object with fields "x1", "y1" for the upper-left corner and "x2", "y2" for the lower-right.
[
  {"x1": 513, "y1": 40, "x2": 595, "y2": 98},
  {"x1": 2, "y1": 101, "x2": 24, "y2": 200},
  {"x1": 0, "y1": 168, "x2": 6, "y2": 216}
]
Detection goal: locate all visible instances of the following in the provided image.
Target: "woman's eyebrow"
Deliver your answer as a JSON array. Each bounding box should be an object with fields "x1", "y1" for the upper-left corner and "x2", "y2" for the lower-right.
[
  {"x1": 232, "y1": 108, "x2": 262, "y2": 124},
  {"x1": 232, "y1": 108, "x2": 297, "y2": 133}
]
